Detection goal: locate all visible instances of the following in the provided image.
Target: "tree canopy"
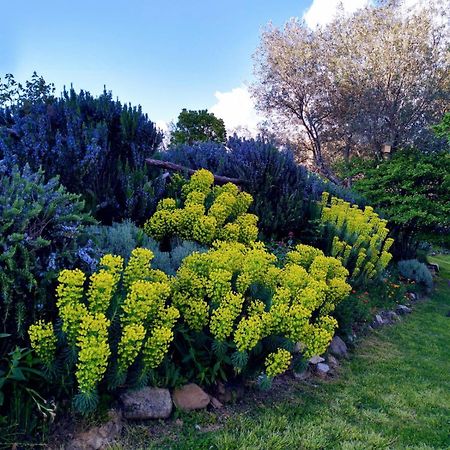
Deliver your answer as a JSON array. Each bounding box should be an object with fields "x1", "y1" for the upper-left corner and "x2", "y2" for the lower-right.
[
  {"x1": 252, "y1": 0, "x2": 449, "y2": 181},
  {"x1": 350, "y1": 149, "x2": 450, "y2": 255},
  {"x1": 170, "y1": 109, "x2": 227, "y2": 146}
]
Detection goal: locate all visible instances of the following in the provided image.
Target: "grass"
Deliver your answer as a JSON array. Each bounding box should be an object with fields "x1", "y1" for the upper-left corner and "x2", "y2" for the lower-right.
[{"x1": 114, "y1": 256, "x2": 450, "y2": 450}]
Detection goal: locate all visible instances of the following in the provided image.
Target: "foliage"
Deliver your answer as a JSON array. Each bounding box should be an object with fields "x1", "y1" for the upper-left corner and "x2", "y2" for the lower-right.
[
  {"x1": 144, "y1": 169, "x2": 259, "y2": 246},
  {"x1": 252, "y1": 1, "x2": 449, "y2": 179},
  {"x1": 28, "y1": 248, "x2": 178, "y2": 414},
  {"x1": 87, "y1": 221, "x2": 207, "y2": 276},
  {"x1": 334, "y1": 271, "x2": 406, "y2": 337},
  {"x1": 0, "y1": 336, "x2": 55, "y2": 442},
  {"x1": 0, "y1": 74, "x2": 163, "y2": 223},
  {"x1": 162, "y1": 136, "x2": 364, "y2": 239},
  {"x1": 0, "y1": 164, "x2": 94, "y2": 346},
  {"x1": 398, "y1": 259, "x2": 433, "y2": 292},
  {"x1": 350, "y1": 149, "x2": 450, "y2": 256},
  {"x1": 320, "y1": 192, "x2": 394, "y2": 285},
  {"x1": 129, "y1": 257, "x2": 450, "y2": 450},
  {"x1": 170, "y1": 109, "x2": 226, "y2": 146},
  {"x1": 432, "y1": 112, "x2": 450, "y2": 146},
  {"x1": 170, "y1": 240, "x2": 351, "y2": 384}
]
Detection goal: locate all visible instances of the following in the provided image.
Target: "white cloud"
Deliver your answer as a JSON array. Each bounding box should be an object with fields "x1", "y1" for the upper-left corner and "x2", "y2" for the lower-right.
[
  {"x1": 155, "y1": 119, "x2": 169, "y2": 133},
  {"x1": 210, "y1": 86, "x2": 264, "y2": 137},
  {"x1": 303, "y1": 0, "x2": 370, "y2": 28}
]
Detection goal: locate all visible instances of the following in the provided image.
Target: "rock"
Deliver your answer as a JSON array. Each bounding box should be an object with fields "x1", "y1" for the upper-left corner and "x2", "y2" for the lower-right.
[
  {"x1": 327, "y1": 355, "x2": 339, "y2": 370},
  {"x1": 308, "y1": 355, "x2": 325, "y2": 365},
  {"x1": 67, "y1": 409, "x2": 123, "y2": 450},
  {"x1": 384, "y1": 311, "x2": 400, "y2": 323},
  {"x1": 329, "y1": 335, "x2": 348, "y2": 358},
  {"x1": 172, "y1": 383, "x2": 210, "y2": 411},
  {"x1": 408, "y1": 292, "x2": 418, "y2": 301},
  {"x1": 120, "y1": 387, "x2": 172, "y2": 420},
  {"x1": 371, "y1": 314, "x2": 385, "y2": 328},
  {"x1": 379, "y1": 310, "x2": 400, "y2": 324},
  {"x1": 315, "y1": 363, "x2": 330, "y2": 379},
  {"x1": 209, "y1": 396, "x2": 223, "y2": 409},
  {"x1": 396, "y1": 304, "x2": 412, "y2": 315}
]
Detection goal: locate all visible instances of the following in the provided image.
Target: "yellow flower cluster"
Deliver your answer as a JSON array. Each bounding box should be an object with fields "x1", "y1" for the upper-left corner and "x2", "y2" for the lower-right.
[
  {"x1": 123, "y1": 248, "x2": 153, "y2": 288},
  {"x1": 172, "y1": 240, "x2": 351, "y2": 376},
  {"x1": 265, "y1": 349, "x2": 292, "y2": 378},
  {"x1": 144, "y1": 169, "x2": 258, "y2": 245},
  {"x1": 28, "y1": 320, "x2": 57, "y2": 365},
  {"x1": 29, "y1": 248, "x2": 178, "y2": 396},
  {"x1": 321, "y1": 192, "x2": 394, "y2": 282},
  {"x1": 87, "y1": 271, "x2": 115, "y2": 313},
  {"x1": 142, "y1": 326, "x2": 174, "y2": 369},
  {"x1": 76, "y1": 312, "x2": 111, "y2": 395},
  {"x1": 117, "y1": 323, "x2": 146, "y2": 374}
]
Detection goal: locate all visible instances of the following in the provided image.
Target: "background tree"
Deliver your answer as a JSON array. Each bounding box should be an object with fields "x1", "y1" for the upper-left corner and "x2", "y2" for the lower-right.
[
  {"x1": 170, "y1": 109, "x2": 227, "y2": 146},
  {"x1": 349, "y1": 149, "x2": 450, "y2": 257},
  {"x1": 0, "y1": 74, "x2": 163, "y2": 224},
  {"x1": 252, "y1": 0, "x2": 449, "y2": 181}
]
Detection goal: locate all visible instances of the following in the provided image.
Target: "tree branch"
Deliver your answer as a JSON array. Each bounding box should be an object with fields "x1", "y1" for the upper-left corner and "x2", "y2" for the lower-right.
[{"x1": 145, "y1": 158, "x2": 249, "y2": 185}]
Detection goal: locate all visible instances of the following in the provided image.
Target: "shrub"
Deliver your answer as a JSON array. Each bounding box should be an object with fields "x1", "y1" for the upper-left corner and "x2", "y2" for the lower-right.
[
  {"x1": 162, "y1": 136, "x2": 365, "y2": 239},
  {"x1": 398, "y1": 259, "x2": 433, "y2": 291},
  {"x1": 0, "y1": 74, "x2": 163, "y2": 223},
  {"x1": 320, "y1": 192, "x2": 393, "y2": 286},
  {"x1": 86, "y1": 221, "x2": 207, "y2": 276},
  {"x1": 0, "y1": 340, "x2": 55, "y2": 442},
  {"x1": 0, "y1": 164, "x2": 94, "y2": 345},
  {"x1": 349, "y1": 149, "x2": 450, "y2": 256},
  {"x1": 28, "y1": 248, "x2": 178, "y2": 414},
  {"x1": 170, "y1": 241, "x2": 351, "y2": 385},
  {"x1": 144, "y1": 169, "x2": 258, "y2": 246}
]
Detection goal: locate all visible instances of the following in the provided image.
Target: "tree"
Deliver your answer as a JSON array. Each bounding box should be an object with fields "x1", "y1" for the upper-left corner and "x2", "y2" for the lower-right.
[
  {"x1": 252, "y1": 0, "x2": 449, "y2": 182},
  {"x1": 0, "y1": 74, "x2": 163, "y2": 223},
  {"x1": 170, "y1": 109, "x2": 226, "y2": 146},
  {"x1": 349, "y1": 149, "x2": 450, "y2": 257}
]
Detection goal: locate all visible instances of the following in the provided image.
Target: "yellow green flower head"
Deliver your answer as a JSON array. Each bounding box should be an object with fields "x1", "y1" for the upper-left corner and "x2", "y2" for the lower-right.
[
  {"x1": 210, "y1": 292, "x2": 244, "y2": 341},
  {"x1": 87, "y1": 270, "x2": 115, "y2": 313},
  {"x1": 123, "y1": 248, "x2": 154, "y2": 288},
  {"x1": 117, "y1": 323, "x2": 146, "y2": 374},
  {"x1": 265, "y1": 348, "x2": 292, "y2": 378},
  {"x1": 286, "y1": 244, "x2": 325, "y2": 270},
  {"x1": 56, "y1": 269, "x2": 86, "y2": 308},
  {"x1": 234, "y1": 315, "x2": 263, "y2": 352},
  {"x1": 28, "y1": 320, "x2": 57, "y2": 365},
  {"x1": 99, "y1": 254, "x2": 124, "y2": 285},
  {"x1": 320, "y1": 194, "x2": 394, "y2": 282},
  {"x1": 157, "y1": 197, "x2": 177, "y2": 211},
  {"x1": 143, "y1": 326, "x2": 174, "y2": 369},
  {"x1": 76, "y1": 312, "x2": 111, "y2": 394}
]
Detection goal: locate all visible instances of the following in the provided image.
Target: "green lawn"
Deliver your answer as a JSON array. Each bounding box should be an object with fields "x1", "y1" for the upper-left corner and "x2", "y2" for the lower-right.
[{"x1": 115, "y1": 256, "x2": 450, "y2": 450}]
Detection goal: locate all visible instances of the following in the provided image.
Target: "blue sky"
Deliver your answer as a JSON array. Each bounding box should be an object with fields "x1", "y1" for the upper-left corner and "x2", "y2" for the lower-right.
[{"x1": 1, "y1": 0, "x2": 371, "y2": 128}]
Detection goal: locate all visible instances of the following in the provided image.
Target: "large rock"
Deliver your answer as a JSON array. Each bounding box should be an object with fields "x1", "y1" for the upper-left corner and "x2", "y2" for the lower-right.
[
  {"x1": 120, "y1": 387, "x2": 172, "y2": 420},
  {"x1": 172, "y1": 383, "x2": 210, "y2": 411},
  {"x1": 329, "y1": 335, "x2": 348, "y2": 358},
  {"x1": 67, "y1": 409, "x2": 122, "y2": 450}
]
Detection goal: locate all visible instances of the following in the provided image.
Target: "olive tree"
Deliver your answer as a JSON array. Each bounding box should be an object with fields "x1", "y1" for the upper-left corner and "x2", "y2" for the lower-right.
[{"x1": 252, "y1": 0, "x2": 449, "y2": 181}]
